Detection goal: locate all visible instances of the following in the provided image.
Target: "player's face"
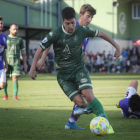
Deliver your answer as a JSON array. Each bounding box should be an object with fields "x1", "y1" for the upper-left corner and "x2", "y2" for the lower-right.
[
  {"x1": 0, "y1": 20, "x2": 3, "y2": 33},
  {"x1": 9, "y1": 25, "x2": 18, "y2": 37},
  {"x1": 80, "y1": 11, "x2": 93, "y2": 26},
  {"x1": 62, "y1": 18, "x2": 76, "y2": 34}
]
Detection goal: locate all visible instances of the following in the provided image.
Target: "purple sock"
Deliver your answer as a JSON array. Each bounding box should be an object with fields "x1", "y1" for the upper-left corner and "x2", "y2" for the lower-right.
[{"x1": 68, "y1": 104, "x2": 80, "y2": 124}]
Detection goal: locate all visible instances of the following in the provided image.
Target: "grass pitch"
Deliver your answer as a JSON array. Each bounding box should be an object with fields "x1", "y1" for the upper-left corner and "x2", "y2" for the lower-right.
[{"x1": 0, "y1": 73, "x2": 140, "y2": 140}]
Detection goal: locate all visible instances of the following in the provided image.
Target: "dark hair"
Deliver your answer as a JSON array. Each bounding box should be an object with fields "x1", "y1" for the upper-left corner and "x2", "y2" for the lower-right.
[
  {"x1": 10, "y1": 23, "x2": 18, "y2": 28},
  {"x1": 61, "y1": 7, "x2": 76, "y2": 20},
  {"x1": 129, "y1": 94, "x2": 140, "y2": 112},
  {"x1": 80, "y1": 4, "x2": 96, "y2": 15},
  {"x1": 0, "y1": 16, "x2": 3, "y2": 21}
]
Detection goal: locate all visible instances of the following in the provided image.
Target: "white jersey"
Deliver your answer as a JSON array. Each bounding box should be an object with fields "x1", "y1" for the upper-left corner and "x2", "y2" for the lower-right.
[{"x1": 125, "y1": 87, "x2": 137, "y2": 99}]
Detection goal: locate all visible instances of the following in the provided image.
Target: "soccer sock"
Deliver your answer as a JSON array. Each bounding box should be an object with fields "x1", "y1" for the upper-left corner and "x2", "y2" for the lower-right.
[
  {"x1": 13, "y1": 81, "x2": 18, "y2": 97},
  {"x1": 87, "y1": 97, "x2": 108, "y2": 120},
  {"x1": 68, "y1": 104, "x2": 80, "y2": 124},
  {"x1": 3, "y1": 82, "x2": 8, "y2": 95}
]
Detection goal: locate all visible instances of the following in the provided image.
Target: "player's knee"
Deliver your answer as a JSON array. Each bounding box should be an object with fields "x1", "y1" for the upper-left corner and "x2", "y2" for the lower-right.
[
  {"x1": 0, "y1": 83, "x2": 6, "y2": 89},
  {"x1": 82, "y1": 89, "x2": 95, "y2": 102},
  {"x1": 132, "y1": 80, "x2": 138, "y2": 85}
]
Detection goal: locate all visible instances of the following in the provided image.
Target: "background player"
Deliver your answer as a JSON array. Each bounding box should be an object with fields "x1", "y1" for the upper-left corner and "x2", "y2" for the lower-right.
[
  {"x1": 0, "y1": 16, "x2": 8, "y2": 91},
  {"x1": 3, "y1": 23, "x2": 27, "y2": 100},
  {"x1": 29, "y1": 7, "x2": 121, "y2": 134},
  {"x1": 116, "y1": 80, "x2": 140, "y2": 118}
]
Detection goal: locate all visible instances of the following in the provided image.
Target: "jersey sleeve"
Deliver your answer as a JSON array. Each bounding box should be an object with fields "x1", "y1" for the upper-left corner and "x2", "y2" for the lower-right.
[
  {"x1": 40, "y1": 28, "x2": 57, "y2": 50},
  {"x1": 20, "y1": 38, "x2": 25, "y2": 50},
  {"x1": 82, "y1": 26, "x2": 99, "y2": 38}
]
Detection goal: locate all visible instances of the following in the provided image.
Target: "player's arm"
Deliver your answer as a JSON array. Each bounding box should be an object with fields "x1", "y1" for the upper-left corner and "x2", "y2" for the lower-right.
[
  {"x1": 97, "y1": 31, "x2": 121, "y2": 61},
  {"x1": 3, "y1": 50, "x2": 8, "y2": 72},
  {"x1": 21, "y1": 50, "x2": 27, "y2": 71},
  {"x1": 37, "y1": 45, "x2": 51, "y2": 70},
  {"x1": 29, "y1": 47, "x2": 44, "y2": 79}
]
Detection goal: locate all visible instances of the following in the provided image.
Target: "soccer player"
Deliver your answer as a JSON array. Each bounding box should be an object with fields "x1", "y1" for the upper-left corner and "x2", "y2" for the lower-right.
[
  {"x1": 0, "y1": 16, "x2": 8, "y2": 90},
  {"x1": 29, "y1": 7, "x2": 121, "y2": 134},
  {"x1": 3, "y1": 23, "x2": 27, "y2": 100},
  {"x1": 116, "y1": 80, "x2": 140, "y2": 118},
  {"x1": 65, "y1": 4, "x2": 96, "y2": 129}
]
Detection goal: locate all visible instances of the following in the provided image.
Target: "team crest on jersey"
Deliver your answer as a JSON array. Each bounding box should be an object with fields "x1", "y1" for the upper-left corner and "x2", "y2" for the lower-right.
[
  {"x1": 89, "y1": 27, "x2": 95, "y2": 32},
  {"x1": 62, "y1": 45, "x2": 71, "y2": 54},
  {"x1": 74, "y1": 35, "x2": 78, "y2": 42},
  {"x1": 0, "y1": 45, "x2": 4, "y2": 53},
  {"x1": 3, "y1": 37, "x2": 6, "y2": 43},
  {"x1": 42, "y1": 37, "x2": 48, "y2": 43},
  {"x1": 49, "y1": 32, "x2": 53, "y2": 37}
]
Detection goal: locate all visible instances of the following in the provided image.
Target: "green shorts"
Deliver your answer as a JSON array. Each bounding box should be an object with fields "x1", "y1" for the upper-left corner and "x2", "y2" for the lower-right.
[
  {"x1": 57, "y1": 65, "x2": 92, "y2": 101},
  {"x1": 6, "y1": 64, "x2": 21, "y2": 77}
]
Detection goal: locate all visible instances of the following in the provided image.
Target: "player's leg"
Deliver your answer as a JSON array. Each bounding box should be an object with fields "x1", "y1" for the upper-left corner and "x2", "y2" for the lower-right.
[
  {"x1": 57, "y1": 77, "x2": 86, "y2": 129},
  {"x1": 0, "y1": 69, "x2": 6, "y2": 100},
  {"x1": 76, "y1": 66, "x2": 114, "y2": 133},
  {"x1": 3, "y1": 64, "x2": 10, "y2": 100},
  {"x1": 12, "y1": 65, "x2": 20, "y2": 101}
]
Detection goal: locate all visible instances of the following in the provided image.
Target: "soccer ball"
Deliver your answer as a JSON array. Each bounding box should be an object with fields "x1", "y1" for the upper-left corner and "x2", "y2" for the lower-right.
[{"x1": 90, "y1": 117, "x2": 109, "y2": 135}]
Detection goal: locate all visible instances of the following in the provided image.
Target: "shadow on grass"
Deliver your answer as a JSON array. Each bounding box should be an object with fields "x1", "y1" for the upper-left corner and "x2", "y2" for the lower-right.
[{"x1": 0, "y1": 108, "x2": 140, "y2": 140}]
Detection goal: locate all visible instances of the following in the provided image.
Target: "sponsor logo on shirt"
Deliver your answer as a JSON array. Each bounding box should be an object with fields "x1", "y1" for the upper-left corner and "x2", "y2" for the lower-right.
[
  {"x1": 81, "y1": 78, "x2": 88, "y2": 83},
  {"x1": 42, "y1": 37, "x2": 48, "y2": 43},
  {"x1": 62, "y1": 45, "x2": 71, "y2": 54},
  {"x1": 0, "y1": 45, "x2": 4, "y2": 53},
  {"x1": 74, "y1": 35, "x2": 78, "y2": 42},
  {"x1": 49, "y1": 32, "x2": 53, "y2": 37}
]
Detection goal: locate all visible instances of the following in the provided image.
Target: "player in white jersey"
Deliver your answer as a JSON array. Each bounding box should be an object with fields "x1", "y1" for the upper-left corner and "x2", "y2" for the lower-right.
[{"x1": 116, "y1": 80, "x2": 140, "y2": 118}]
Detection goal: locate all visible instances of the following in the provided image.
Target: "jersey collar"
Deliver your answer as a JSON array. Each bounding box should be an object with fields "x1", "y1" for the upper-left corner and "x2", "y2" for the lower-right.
[{"x1": 62, "y1": 25, "x2": 74, "y2": 35}]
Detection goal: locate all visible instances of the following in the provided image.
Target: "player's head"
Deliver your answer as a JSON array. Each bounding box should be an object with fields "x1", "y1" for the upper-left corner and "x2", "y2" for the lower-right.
[
  {"x1": 9, "y1": 23, "x2": 18, "y2": 37},
  {"x1": 61, "y1": 7, "x2": 76, "y2": 34},
  {"x1": 79, "y1": 4, "x2": 96, "y2": 26},
  {"x1": 0, "y1": 16, "x2": 3, "y2": 33},
  {"x1": 129, "y1": 94, "x2": 140, "y2": 112}
]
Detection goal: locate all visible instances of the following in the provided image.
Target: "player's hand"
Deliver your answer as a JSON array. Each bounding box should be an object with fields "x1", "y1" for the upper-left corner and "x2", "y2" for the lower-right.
[
  {"x1": 114, "y1": 47, "x2": 121, "y2": 61},
  {"x1": 29, "y1": 68, "x2": 37, "y2": 80},
  {"x1": 5, "y1": 64, "x2": 8, "y2": 72},
  {"x1": 37, "y1": 59, "x2": 45, "y2": 70}
]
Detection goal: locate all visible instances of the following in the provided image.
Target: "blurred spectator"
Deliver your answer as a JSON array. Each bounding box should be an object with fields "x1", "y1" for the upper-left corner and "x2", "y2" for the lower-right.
[
  {"x1": 126, "y1": 46, "x2": 131, "y2": 60},
  {"x1": 100, "y1": 50, "x2": 106, "y2": 60},
  {"x1": 84, "y1": 56, "x2": 91, "y2": 72},
  {"x1": 107, "y1": 51, "x2": 113, "y2": 61},
  {"x1": 121, "y1": 57, "x2": 127, "y2": 72},
  {"x1": 88, "y1": 51, "x2": 94, "y2": 60},
  {"x1": 130, "y1": 45, "x2": 139, "y2": 61},
  {"x1": 32, "y1": 49, "x2": 36, "y2": 58},
  {"x1": 122, "y1": 48, "x2": 128, "y2": 60}
]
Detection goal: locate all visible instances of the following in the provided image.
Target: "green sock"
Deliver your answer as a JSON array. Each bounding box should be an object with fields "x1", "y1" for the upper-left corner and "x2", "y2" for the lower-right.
[
  {"x1": 3, "y1": 82, "x2": 8, "y2": 95},
  {"x1": 87, "y1": 97, "x2": 108, "y2": 120},
  {"x1": 13, "y1": 81, "x2": 18, "y2": 97}
]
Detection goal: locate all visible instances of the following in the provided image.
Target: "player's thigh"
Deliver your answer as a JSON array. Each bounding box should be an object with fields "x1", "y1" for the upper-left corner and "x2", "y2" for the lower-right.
[
  {"x1": 6, "y1": 64, "x2": 12, "y2": 77},
  {"x1": 76, "y1": 66, "x2": 92, "y2": 91},
  {"x1": 57, "y1": 78, "x2": 80, "y2": 101},
  {"x1": 0, "y1": 69, "x2": 6, "y2": 88},
  {"x1": 12, "y1": 65, "x2": 21, "y2": 77}
]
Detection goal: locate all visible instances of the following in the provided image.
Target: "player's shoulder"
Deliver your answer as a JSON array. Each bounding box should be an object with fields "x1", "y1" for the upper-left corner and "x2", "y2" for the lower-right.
[{"x1": 1, "y1": 32, "x2": 7, "y2": 37}]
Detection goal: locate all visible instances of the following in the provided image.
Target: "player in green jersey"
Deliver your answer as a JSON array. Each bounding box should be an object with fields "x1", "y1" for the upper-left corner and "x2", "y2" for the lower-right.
[
  {"x1": 3, "y1": 23, "x2": 27, "y2": 100},
  {"x1": 29, "y1": 7, "x2": 121, "y2": 134}
]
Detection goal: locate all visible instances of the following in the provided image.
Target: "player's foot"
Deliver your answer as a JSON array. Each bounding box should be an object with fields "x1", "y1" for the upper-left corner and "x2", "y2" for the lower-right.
[
  {"x1": 65, "y1": 122, "x2": 84, "y2": 129},
  {"x1": 73, "y1": 107, "x2": 93, "y2": 116},
  {"x1": 3, "y1": 94, "x2": 8, "y2": 100},
  {"x1": 107, "y1": 125, "x2": 114, "y2": 134},
  {"x1": 13, "y1": 96, "x2": 19, "y2": 101}
]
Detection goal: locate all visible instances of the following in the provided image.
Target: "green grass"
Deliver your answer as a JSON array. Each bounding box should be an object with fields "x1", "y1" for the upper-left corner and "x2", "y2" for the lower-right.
[{"x1": 0, "y1": 73, "x2": 140, "y2": 140}]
